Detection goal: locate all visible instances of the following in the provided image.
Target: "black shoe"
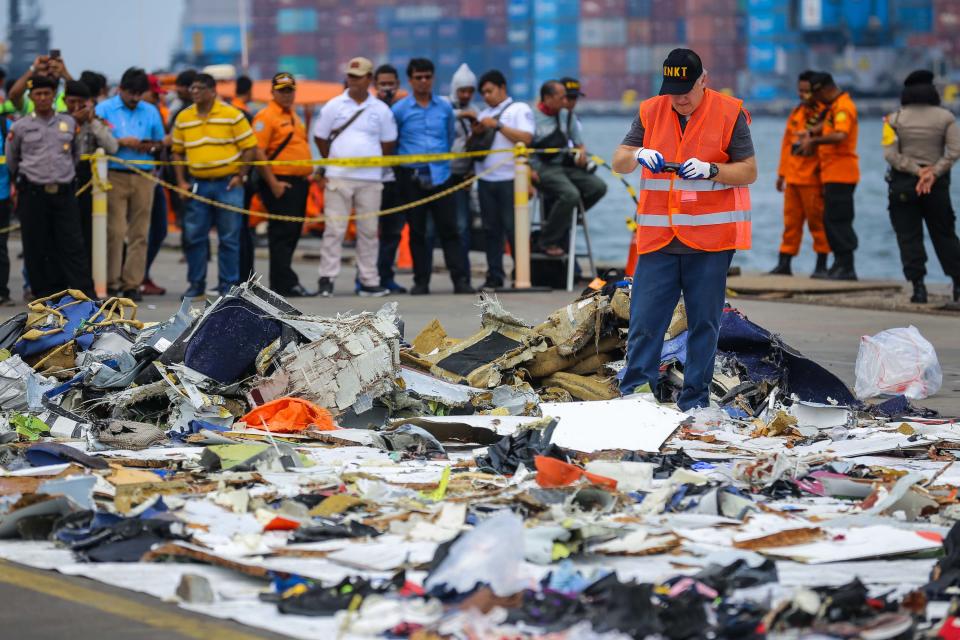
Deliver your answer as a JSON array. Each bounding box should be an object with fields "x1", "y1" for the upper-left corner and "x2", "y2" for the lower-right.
[
  {"x1": 0, "y1": 296, "x2": 13, "y2": 307},
  {"x1": 481, "y1": 279, "x2": 504, "y2": 292},
  {"x1": 121, "y1": 288, "x2": 143, "y2": 302},
  {"x1": 357, "y1": 284, "x2": 389, "y2": 297},
  {"x1": 768, "y1": 253, "x2": 792, "y2": 275},
  {"x1": 453, "y1": 280, "x2": 476, "y2": 294},
  {"x1": 317, "y1": 277, "x2": 334, "y2": 297},
  {"x1": 107, "y1": 287, "x2": 121, "y2": 297},
  {"x1": 827, "y1": 266, "x2": 858, "y2": 281},
  {"x1": 811, "y1": 253, "x2": 830, "y2": 279},
  {"x1": 284, "y1": 284, "x2": 318, "y2": 298},
  {"x1": 410, "y1": 284, "x2": 430, "y2": 295},
  {"x1": 910, "y1": 280, "x2": 928, "y2": 304},
  {"x1": 182, "y1": 283, "x2": 207, "y2": 299}
]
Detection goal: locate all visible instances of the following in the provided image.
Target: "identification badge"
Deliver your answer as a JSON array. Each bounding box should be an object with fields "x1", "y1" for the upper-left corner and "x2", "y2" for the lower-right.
[{"x1": 58, "y1": 121, "x2": 68, "y2": 132}]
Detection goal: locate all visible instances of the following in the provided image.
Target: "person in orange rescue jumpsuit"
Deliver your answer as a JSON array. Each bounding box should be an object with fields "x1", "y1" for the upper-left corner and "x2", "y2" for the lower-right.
[{"x1": 770, "y1": 70, "x2": 830, "y2": 277}]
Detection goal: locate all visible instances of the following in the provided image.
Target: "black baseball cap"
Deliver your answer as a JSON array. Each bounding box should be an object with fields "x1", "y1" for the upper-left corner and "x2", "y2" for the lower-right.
[
  {"x1": 560, "y1": 76, "x2": 584, "y2": 97},
  {"x1": 272, "y1": 72, "x2": 296, "y2": 89},
  {"x1": 659, "y1": 48, "x2": 703, "y2": 96}
]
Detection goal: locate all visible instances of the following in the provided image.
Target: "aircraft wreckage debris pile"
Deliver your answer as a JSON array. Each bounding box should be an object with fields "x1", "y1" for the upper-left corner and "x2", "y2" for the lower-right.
[{"x1": 0, "y1": 281, "x2": 957, "y2": 639}]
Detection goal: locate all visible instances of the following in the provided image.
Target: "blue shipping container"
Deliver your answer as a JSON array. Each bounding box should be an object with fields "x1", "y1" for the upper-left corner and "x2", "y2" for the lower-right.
[
  {"x1": 182, "y1": 25, "x2": 243, "y2": 54},
  {"x1": 627, "y1": 0, "x2": 651, "y2": 17},
  {"x1": 533, "y1": 0, "x2": 579, "y2": 21},
  {"x1": 508, "y1": 0, "x2": 533, "y2": 20},
  {"x1": 278, "y1": 56, "x2": 317, "y2": 79},
  {"x1": 536, "y1": 21, "x2": 579, "y2": 46},
  {"x1": 748, "y1": 11, "x2": 789, "y2": 38},
  {"x1": 435, "y1": 19, "x2": 487, "y2": 46},
  {"x1": 276, "y1": 8, "x2": 318, "y2": 34},
  {"x1": 747, "y1": 42, "x2": 777, "y2": 73}
]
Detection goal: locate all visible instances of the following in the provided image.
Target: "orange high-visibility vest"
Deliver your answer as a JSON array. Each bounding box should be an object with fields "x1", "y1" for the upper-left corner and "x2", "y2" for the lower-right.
[{"x1": 634, "y1": 89, "x2": 752, "y2": 254}]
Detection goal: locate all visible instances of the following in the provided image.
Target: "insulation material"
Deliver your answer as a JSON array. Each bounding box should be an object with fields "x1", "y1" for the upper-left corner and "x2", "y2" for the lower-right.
[
  {"x1": 271, "y1": 304, "x2": 401, "y2": 412},
  {"x1": 422, "y1": 295, "x2": 547, "y2": 388}
]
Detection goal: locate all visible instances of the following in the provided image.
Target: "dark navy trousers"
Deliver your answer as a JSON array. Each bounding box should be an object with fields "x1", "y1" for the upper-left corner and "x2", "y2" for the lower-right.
[{"x1": 620, "y1": 249, "x2": 734, "y2": 411}]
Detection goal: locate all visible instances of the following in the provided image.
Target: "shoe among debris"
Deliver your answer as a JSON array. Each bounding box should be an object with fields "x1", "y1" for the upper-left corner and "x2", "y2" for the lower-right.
[{"x1": 0, "y1": 279, "x2": 955, "y2": 639}]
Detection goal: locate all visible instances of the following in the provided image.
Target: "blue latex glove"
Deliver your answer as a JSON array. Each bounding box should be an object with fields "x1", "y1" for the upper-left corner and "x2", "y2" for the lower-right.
[
  {"x1": 680, "y1": 157, "x2": 711, "y2": 179},
  {"x1": 635, "y1": 147, "x2": 665, "y2": 173}
]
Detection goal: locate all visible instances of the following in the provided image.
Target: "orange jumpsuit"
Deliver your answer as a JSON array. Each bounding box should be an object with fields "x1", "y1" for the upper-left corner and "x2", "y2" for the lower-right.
[{"x1": 777, "y1": 103, "x2": 830, "y2": 255}]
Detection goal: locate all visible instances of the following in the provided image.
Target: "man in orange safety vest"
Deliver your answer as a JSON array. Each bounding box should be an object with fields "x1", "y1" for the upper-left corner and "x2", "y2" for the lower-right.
[{"x1": 612, "y1": 48, "x2": 757, "y2": 411}]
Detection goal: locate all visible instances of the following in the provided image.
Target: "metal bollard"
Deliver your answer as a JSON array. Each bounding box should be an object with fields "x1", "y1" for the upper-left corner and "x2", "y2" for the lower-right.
[
  {"x1": 91, "y1": 148, "x2": 108, "y2": 298},
  {"x1": 513, "y1": 143, "x2": 531, "y2": 289}
]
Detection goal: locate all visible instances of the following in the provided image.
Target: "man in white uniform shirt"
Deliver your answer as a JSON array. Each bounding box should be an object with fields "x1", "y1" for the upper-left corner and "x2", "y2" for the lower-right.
[
  {"x1": 313, "y1": 57, "x2": 398, "y2": 297},
  {"x1": 472, "y1": 70, "x2": 535, "y2": 290}
]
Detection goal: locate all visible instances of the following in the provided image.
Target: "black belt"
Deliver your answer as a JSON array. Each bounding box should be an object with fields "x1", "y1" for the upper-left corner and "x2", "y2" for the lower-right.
[{"x1": 18, "y1": 179, "x2": 72, "y2": 194}]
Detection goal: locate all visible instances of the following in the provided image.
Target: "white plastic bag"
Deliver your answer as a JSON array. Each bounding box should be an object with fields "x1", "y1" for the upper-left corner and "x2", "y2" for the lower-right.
[
  {"x1": 424, "y1": 510, "x2": 528, "y2": 596},
  {"x1": 854, "y1": 326, "x2": 942, "y2": 400}
]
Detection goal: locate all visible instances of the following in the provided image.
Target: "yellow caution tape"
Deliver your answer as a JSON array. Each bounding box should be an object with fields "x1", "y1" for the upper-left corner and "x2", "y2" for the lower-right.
[{"x1": 110, "y1": 152, "x2": 519, "y2": 224}]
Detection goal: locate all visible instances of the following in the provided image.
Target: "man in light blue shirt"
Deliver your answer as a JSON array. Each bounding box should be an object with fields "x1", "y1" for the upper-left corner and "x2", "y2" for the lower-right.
[
  {"x1": 388, "y1": 58, "x2": 472, "y2": 295},
  {"x1": 95, "y1": 67, "x2": 165, "y2": 300}
]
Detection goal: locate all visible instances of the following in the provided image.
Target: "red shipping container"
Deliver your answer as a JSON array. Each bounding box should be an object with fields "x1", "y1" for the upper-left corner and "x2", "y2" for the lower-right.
[
  {"x1": 651, "y1": 0, "x2": 682, "y2": 19},
  {"x1": 580, "y1": 48, "x2": 627, "y2": 76},
  {"x1": 627, "y1": 18, "x2": 652, "y2": 42},
  {"x1": 485, "y1": 0, "x2": 507, "y2": 17},
  {"x1": 650, "y1": 18, "x2": 678, "y2": 43},
  {"x1": 581, "y1": 0, "x2": 627, "y2": 18},
  {"x1": 684, "y1": 0, "x2": 738, "y2": 16},
  {"x1": 460, "y1": 0, "x2": 485, "y2": 17}
]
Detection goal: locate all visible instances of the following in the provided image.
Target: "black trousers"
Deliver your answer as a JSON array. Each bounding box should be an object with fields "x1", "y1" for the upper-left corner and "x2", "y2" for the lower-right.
[
  {"x1": 17, "y1": 182, "x2": 94, "y2": 298},
  {"x1": 395, "y1": 169, "x2": 468, "y2": 287},
  {"x1": 888, "y1": 170, "x2": 960, "y2": 282},
  {"x1": 261, "y1": 176, "x2": 308, "y2": 293},
  {"x1": 0, "y1": 199, "x2": 10, "y2": 298},
  {"x1": 478, "y1": 179, "x2": 514, "y2": 284},
  {"x1": 538, "y1": 163, "x2": 608, "y2": 248},
  {"x1": 377, "y1": 180, "x2": 406, "y2": 286},
  {"x1": 76, "y1": 161, "x2": 93, "y2": 258},
  {"x1": 823, "y1": 182, "x2": 858, "y2": 258}
]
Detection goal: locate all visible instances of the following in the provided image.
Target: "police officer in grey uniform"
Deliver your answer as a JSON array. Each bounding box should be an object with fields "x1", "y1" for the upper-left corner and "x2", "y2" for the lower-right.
[
  {"x1": 883, "y1": 70, "x2": 960, "y2": 304},
  {"x1": 7, "y1": 75, "x2": 94, "y2": 298}
]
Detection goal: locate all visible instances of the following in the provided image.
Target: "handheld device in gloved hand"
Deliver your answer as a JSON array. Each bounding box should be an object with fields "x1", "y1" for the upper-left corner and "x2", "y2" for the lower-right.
[{"x1": 662, "y1": 162, "x2": 682, "y2": 173}]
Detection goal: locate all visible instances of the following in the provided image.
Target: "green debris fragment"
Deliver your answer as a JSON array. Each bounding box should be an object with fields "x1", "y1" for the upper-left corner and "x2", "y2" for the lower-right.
[
  {"x1": 420, "y1": 466, "x2": 451, "y2": 502},
  {"x1": 12, "y1": 414, "x2": 49, "y2": 441}
]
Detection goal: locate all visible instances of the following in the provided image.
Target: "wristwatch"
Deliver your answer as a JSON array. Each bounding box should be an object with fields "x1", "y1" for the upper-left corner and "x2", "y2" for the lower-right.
[
  {"x1": 708, "y1": 163, "x2": 719, "y2": 179},
  {"x1": 495, "y1": 122, "x2": 503, "y2": 132}
]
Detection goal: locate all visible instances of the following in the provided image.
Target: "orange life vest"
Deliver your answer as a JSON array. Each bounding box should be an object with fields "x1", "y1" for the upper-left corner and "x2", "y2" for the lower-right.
[{"x1": 634, "y1": 89, "x2": 752, "y2": 255}]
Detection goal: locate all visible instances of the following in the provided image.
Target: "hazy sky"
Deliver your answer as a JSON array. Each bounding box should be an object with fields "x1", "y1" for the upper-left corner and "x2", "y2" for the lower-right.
[{"x1": 0, "y1": 0, "x2": 185, "y2": 78}]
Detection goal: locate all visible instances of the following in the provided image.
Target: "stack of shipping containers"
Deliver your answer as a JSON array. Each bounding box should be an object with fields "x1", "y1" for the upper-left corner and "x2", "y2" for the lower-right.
[
  {"x1": 247, "y1": 0, "x2": 953, "y2": 104},
  {"x1": 746, "y1": 0, "x2": 800, "y2": 100}
]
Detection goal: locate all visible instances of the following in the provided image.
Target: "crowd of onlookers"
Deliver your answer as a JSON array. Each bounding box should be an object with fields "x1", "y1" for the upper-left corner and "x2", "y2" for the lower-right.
[{"x1": 0, "y1": 51, "x2": 608, "y2": 303}]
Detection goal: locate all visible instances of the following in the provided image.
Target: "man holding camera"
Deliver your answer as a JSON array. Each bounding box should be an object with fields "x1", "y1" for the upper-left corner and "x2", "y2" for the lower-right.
[
  {"x1": 770, "y1": 70, "x2": 829, "y2": 278},
  {"x1": 612, "y1": 49, "x2": 756, "y2": 411}
]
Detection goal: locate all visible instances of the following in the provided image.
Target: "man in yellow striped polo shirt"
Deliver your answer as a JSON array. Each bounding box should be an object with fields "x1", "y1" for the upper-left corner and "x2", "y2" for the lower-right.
[{"x1": 171, "y1": 72, "x2": 258, "y2": 299}]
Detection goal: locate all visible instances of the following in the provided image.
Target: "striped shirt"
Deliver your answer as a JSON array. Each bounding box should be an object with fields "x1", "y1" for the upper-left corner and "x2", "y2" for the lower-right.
[{"x1": 171, "y1": 100, "x2": 257, "y2": 178}]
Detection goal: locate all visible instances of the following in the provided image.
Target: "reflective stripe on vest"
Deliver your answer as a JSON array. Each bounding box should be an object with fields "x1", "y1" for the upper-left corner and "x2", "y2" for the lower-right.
[
  {"x1": 638, "y1": 177, "x2": 736, "y2": 192},
  {"x1": 636, "y1": 210, "x2": 752, "y2": 227}
]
